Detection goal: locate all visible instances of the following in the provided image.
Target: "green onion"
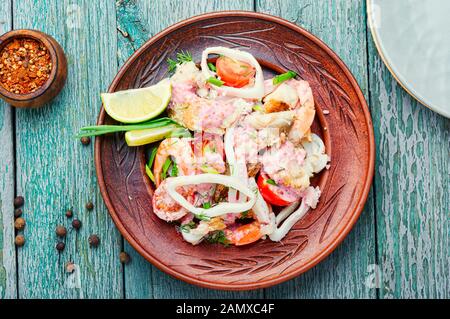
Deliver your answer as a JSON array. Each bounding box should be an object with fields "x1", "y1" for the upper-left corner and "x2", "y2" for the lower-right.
[
  {"x1": 266, "y1": 179, "x2": 277, "y2": 186},
  {"x1": 148, "y1": 147, "x2": 158, "y2": 168},
  {"x1": 145, "y1": 165, "x2": 155, "y2": 183},
  {"x1": 207, "y1": 62, "x2": 217, "y2": 72},
  {"x1": 195, "y1": 213, "x2": 211, "y2": 221},
  {"x1": 200, "y1": 165, "x2": 219, "y2": 174},
  {"x1": 76, "y1": 117, "x2": 177, "y2": 138},
  {"x1": 161, "y1": 158, "x2": 172, "y2": 180},
  {"x1": 171, "y1": 161, "x2": 178, "y2": 177},
  {"x1": 252, "y1": 104, "x2": 264, "y2": 112},
  {"x1": 207, "y1": 77, "x2": 224, "y2": 87},
  {"x1": 273, "y1": 70, "x2": 297, "y2": 85},
  {"x1": 202, "y1": 202, "x2": 211, "y2": 209}
]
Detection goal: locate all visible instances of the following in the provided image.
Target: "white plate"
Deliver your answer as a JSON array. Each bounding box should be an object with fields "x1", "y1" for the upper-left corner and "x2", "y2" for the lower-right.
[{"x1": 367, "y1": 0, "x2": 450, "y2": 118}]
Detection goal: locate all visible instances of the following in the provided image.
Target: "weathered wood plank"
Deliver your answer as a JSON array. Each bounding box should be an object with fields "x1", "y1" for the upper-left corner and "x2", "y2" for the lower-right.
[
  {"x1": 14, "y1": 0, "x2": 123, "y2": 298},
  {"x1": 0, "y1": 0, "x2": 17, "y2": 300},
  {"x1": 116, "y1": 0, "x2": 263, "y2": 298},
  {"x1": 367, "y1": 28, "x2": 449, "y2": 298},
  {"x1": 257, "y1": 0, "x2": 377, "y2": 298}
]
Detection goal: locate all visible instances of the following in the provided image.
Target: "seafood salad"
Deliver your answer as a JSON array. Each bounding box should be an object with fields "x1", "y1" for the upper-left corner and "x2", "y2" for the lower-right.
[
  {"x1": 150, "y1": 47, "x2": 329, "y2": 246},
  {"x1": 80, "y1": 46, "x2": 329, "y2": 246}
]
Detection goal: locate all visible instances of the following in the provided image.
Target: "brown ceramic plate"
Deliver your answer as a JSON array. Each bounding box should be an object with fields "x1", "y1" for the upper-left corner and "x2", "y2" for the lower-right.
[{"x1": 95, "y1": 11, "x2": 374, "y2": 290}]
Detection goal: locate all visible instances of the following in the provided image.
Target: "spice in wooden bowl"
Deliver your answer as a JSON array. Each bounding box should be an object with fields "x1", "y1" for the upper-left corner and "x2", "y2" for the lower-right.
[
  {"x1": 0, "y1": 38, "x2": 52, "y2": 94},
  {"x1": 0, "y1": 29, "x2": 67, "y2": 108}
]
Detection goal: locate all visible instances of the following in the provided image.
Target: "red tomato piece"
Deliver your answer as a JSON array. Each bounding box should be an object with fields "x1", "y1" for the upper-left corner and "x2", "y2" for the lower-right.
[{"x1": 216, "y1": 56, "x2": 256, "y2": 88}]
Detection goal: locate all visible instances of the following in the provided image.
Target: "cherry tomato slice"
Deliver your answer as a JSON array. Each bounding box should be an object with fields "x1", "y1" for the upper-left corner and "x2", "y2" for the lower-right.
[
  {"x1": 257, "y1": 174, "x2": 294, "y2": 207},
  {"x1": 216, "y1": 56, "x2": 256, "y2": 88}
]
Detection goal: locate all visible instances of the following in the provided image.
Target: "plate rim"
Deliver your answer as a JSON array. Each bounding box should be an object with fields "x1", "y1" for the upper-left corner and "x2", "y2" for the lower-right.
[
  {"x1": 367, "y1": 0, "x2": 450, "y2": 118},
  {"x1": 95, "y1": 10, "x2": 375, "y2": 290}
]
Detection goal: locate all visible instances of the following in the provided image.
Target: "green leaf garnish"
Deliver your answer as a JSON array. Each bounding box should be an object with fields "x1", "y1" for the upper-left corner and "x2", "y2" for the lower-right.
[
  {"x1": 207, "y1": 62, "x2": 217, "y2": 72},
  {"x1": 202, "y1": 202, "x2": 211, "y2": 209},
  {"x1": 273, "y1": 70, "x2": 297, "y2": 85},
  {"x1": 167, "y1": 50, "x2": 193, "y2": 73},
  {"x1": 167, "y1": 58, "x2": 178, "y2": 74},
  {"x1": 206, "y1": 230, "x2": 230, "y2": 246},
  {"x1": 179, "y1": 221, "x2": 196, "y2": 233},
  {"x1": 194, "y1": 213, "x2": 211, "y2": 221},
  {"x1": 266, "y1": 179, "x2": 277, "y2": 186},
  {"x1": 207, "y1": 77, "x2": 224, "y2": 87}
]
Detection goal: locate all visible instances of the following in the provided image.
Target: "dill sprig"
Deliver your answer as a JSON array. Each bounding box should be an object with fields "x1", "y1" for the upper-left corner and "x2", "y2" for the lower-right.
[
  {"x1": 206, "y1": 230, "x2": 230, "y2": 246},
  {"x1": 167, "y1": 50, "x2": 193, "y2": 73},
  {"x1": 179, "y1": 221, "x2": 196, "y2": 233}
]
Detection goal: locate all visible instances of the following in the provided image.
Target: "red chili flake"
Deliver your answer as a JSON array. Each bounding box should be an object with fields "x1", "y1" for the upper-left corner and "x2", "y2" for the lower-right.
[{"x1": 0, "y1": 38, "x2": 52, "y2": 94}]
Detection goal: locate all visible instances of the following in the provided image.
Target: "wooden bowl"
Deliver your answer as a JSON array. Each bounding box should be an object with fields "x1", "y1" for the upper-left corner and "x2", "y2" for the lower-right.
[
  {"x1": 0, "y1": 29, "x2": 67, "y2": 108},
  {"x1": 95, "y1": 12, "x2": 375, "y2": 290}
]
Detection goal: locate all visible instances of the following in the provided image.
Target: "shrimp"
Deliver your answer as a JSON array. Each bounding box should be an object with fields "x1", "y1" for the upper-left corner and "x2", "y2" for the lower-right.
[
  {"x1": 152, "y1": 179, "x2": 194, "y2": 222},
  {"x1": 153, "y1": 138, "x2": 195, "y2": 187},
  {"x1": 225, "y1": 177, "x2": 276, "y2": 246},
  {"x1": 225, "y1": 221, "x2": 262, "y2": 246},
  {"x1": 287, "y1": 80, "x2": 315, "y2": 144}
]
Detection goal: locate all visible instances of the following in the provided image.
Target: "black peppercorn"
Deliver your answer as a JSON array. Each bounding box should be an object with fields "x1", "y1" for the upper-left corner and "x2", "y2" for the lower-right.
[
  {"x1": 56, "y1": 242, "x2": 65, "y2": 252},
  {"x1": 14, "y1": 217, "x2": 26, "y2": 231},
  {"x1": 65, "y1": 209, "x2": 73, "y2": 218},
  {"x1": 85, "y1": 201, "x2": 94, "y2": 211},
  {"x1": 80, "y1": 136, "x2": 91, "y2": 146},
  {"x1": 119, "y1": 252, "x2": 131, "y2": 264},
  {"x1": 88, "y1": 234, "x2": 100, "y2": 247},
  {"x1": 14, "y1": 196, "x2": 24, "y2": 208},
  {"x1": 14, "y1": 208, "x2": 23, "y2": 218},
  {"x1": 72, "y1": 219, "x2": 82, "y2": 230},
  {"x1": 15, "y1": 235, "x2": 25, "y2": 247},
  {"x1": 56, "y1": 225, "x2": 67, "y2": 238}
]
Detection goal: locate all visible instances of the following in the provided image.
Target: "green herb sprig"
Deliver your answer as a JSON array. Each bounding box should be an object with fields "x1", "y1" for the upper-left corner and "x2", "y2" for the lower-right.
[
  {"x1": 167, "y1": 50, "x2": 193, "y2": 73},
  {"x1": 206, "y1": 230, "x2": 230, "y2": 246},
  {"x1": 179, "y1": 221, "x2": 196, "y2": 233},
  {"x1": 266, "y1": 179, "x2": 277, "y2": 186}
]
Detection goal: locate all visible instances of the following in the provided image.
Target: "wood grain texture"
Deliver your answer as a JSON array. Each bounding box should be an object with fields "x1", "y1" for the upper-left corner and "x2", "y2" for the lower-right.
[
  {"x1": 367, "y1": 32, "x2": 449, "y2": 299},
  {"x1": 0, "y1": 0, "x2": 17, "y2": 299},
  {"x1": 116, "y1": 0, "x2": 263, "y2": 298},
  {"x1": 14, "y1": 0, "x2": 123, "y2": 298},
  {"x1": 257, "y1": 0, "x2": 376, "y2": 298}
]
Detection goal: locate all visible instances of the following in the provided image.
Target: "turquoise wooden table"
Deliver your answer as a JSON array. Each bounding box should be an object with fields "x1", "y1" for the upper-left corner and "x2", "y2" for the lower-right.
[{"x1": 0, "y1": 0, "x2": 448, "y2": 299}]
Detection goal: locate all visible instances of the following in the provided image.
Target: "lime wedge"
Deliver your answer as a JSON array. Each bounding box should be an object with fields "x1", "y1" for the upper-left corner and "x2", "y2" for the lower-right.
[
  {"x1": 101, "y1": 78, "x2": 171, "y2": 124},
  {"x1": 125, "y1": 125, "x2": 178, "y2": 146}
]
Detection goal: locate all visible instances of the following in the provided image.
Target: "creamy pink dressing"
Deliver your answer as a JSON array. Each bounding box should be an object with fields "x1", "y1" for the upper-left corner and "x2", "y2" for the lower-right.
[
  {"x1": 171, "y1": 82, "x2": 197, "y2": 104},
  {"x1": 233, "y1": 125, "x2": 259, "y2": 164},
  {"x1": 171, "y1": 82, "x2": 241, "y2": 131},
  {"x1": 260, "y1": 141, "x2": 306, "y2": 177}
]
